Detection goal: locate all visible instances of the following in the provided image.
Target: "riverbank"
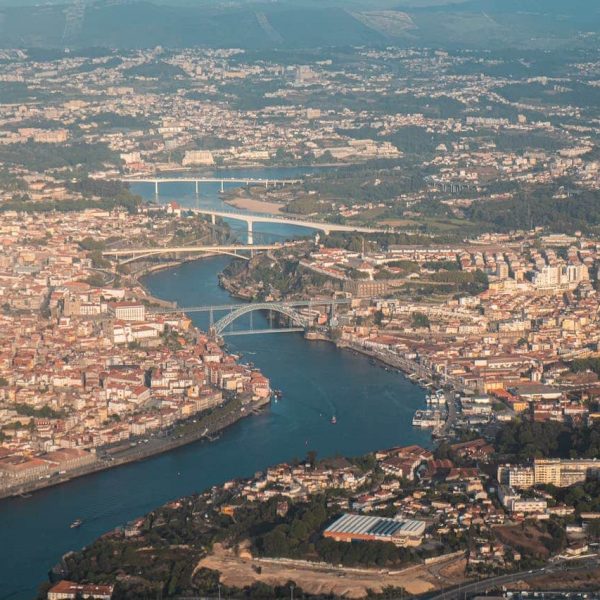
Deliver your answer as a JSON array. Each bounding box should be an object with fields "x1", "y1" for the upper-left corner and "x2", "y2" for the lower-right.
[
  {"x1": 0, "y1": 395, "x2": 269, "y2": 501},
  {"x1": 134, "y1": 254, "x2": 223, "y2": 283},
  {"x1": 2, "y1": 169, "x2": 430, "y2": 600},
  {"x1": 223, "y1": 195, "x2": 286, "y2": 214},
  {"x1": 304, "y1": 332, "x2": 438, "y2": 390},
  {"x1": 0, "y1": 256, "x2": 273, "y2": 502},
  {"x1": 218, "y1": 270, "x2": 440, "y2": 396}
]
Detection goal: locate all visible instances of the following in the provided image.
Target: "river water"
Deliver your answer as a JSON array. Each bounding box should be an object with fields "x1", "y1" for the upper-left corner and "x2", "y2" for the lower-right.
[{"x1": 0, "y1": 168, "x2": 429, "y2": 600}]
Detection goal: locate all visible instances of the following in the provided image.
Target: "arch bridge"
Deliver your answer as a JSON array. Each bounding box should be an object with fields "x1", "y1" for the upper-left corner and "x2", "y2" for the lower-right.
[
  {"x1": 102, "y1": 244, "x2": 283, "y2": 265},
  {"x1": 211, "y1": 302, "x2": 309, "y2": 337}
]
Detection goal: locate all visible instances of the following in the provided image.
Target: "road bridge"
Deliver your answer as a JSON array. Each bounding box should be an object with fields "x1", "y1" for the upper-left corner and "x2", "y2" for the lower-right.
[
  {"x1": 150, "y1": 298, "x2": 350, "y2": 315},
  {"x1": 211, "y1": 302, "x2": 310, "y2": 336},
  {"x1": 189, "y1": 208, "x2": 388, "y2": 244},
  {"x1": 150, "y1": 298, "x2": 348, "y2": 337},
  {"x1": 121, "y1": 176, "x2": 301, "y2": 195},
  {"x1": 102, "y1": 244, "x2": 284, "y2": 264},
  {"x1": 221, "y1": 328, "x2": 305, "y2": 337}
]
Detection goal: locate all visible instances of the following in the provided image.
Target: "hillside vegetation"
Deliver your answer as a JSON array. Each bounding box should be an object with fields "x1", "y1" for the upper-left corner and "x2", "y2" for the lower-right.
[{"x1": 0, "y1": 0, "x2": 597, "y2": 49}]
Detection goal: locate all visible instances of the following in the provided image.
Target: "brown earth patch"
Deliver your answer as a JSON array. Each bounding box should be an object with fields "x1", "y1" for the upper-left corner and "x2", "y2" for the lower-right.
[
  {"x1": 495, "y1": 524, "x2": 552, "y2": 558},
  {"x1": 196, "y1": 543, "x2": 464, "y2": 598},
  {"x1": 225, "y1": 196, "x2": 285, "y2": 214}
]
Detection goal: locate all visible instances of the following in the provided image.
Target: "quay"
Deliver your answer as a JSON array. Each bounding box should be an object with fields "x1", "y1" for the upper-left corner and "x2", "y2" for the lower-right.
[{"x1": 0, "y1": 396, "x2": 268, "y2": 501}]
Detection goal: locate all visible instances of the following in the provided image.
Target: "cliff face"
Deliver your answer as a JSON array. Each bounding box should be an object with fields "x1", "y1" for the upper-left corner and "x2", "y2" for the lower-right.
[{"x1": 221, "y1": 250, "x2": 341, "y2": 302}]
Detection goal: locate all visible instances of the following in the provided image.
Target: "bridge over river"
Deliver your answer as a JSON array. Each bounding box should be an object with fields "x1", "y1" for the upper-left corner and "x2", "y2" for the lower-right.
[
  {"x1": 151, "y1": 298, "x2": 351, "y2": 336},
  {"x1": 121, "y1": 176, "x2": 301, "y2": 195},
  {"x1": 102, "y1": 243, "x2": 285, "y2": 264},
  {"x1": 189, "y1": 208, "x2": 388, "y2": 243}
]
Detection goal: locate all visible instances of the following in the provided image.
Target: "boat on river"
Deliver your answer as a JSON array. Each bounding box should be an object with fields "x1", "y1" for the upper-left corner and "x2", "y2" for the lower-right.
[{"x1": 70, "y1": 518, "x2": 83, "y2": 529}]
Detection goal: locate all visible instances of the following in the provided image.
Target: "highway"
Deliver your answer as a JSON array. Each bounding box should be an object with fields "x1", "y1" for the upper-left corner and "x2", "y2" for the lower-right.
[
  {"x1": 426, "y1": 556, "x2": 600, "y2": 600},
  {"x1": 189, "y1": 207, "x2": 389, "y2": 236},
  {"x1": 121, "y1": 176, "x2": 301, "y2": 185},
  {"x1": 0, "y1": 396, "x2": 258, "y2": 501}
]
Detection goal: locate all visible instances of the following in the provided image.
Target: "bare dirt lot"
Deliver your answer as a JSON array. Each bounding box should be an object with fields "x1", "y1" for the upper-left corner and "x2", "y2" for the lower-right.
[
  {"x1": 225, "y1": 196, "x2": 285, "y2": 214},
  {"x1": 197, "y1": 544, "x2": 466, "y2": 598}
]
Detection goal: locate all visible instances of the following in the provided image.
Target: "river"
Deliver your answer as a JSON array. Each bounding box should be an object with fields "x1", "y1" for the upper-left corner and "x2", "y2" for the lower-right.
[{"x1": 0, "y1": 168, "x2": 429, "y2": 600}]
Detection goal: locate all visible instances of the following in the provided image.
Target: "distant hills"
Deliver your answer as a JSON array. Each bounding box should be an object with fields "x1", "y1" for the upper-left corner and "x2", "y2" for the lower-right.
[{"x1": 0, "y1": 0, "x2": 598, "y2": 50}]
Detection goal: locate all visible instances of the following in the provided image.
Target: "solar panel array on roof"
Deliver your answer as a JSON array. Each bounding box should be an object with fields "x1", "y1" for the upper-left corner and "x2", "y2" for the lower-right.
[
  {"x1": 366, "y1": 519, "x2": 403, "y2": 537},
  {"x1": 399, "y1": 519, "x2": 426, "y2": 535},
  {"x1": 325, "y1": 513, "x2": 381, "y2": 535}
]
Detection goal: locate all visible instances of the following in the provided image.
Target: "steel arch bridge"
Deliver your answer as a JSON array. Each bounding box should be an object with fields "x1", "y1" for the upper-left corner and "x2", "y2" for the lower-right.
[{"x1": 211, "y1": 303, "x2": 308, "y2": 336}]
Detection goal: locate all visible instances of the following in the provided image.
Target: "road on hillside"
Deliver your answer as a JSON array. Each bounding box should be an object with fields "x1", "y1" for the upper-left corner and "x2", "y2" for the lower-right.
[{"x1": 426, "y1": 556, "x2": 600, "y2": 600}]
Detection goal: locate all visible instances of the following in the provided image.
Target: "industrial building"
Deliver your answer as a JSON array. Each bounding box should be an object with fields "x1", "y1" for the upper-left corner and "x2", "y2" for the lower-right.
[{"x1": 323, "y1": 513, "x2": 426, "y2": 547}]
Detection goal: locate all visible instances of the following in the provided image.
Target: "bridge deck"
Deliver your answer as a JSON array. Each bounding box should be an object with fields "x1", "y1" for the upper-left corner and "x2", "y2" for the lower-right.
[
  {"x1": 151, "y1": 298, "x2": 350, "y2": 314},
  {"x1": 189, "y1": 208, "x2": 388, "y2": 234},
  {"x1": 103, "y1": 244, "x2": 282, "y2": 257},
  {"x1": 122, "y1": 178, "x2": 301, "y2": 184},
  {"x1": 222, "y1": 328, "x2": 305, "y2": 336}
]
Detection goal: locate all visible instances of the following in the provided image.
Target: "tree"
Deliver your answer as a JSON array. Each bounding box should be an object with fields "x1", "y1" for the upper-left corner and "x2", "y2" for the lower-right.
[
  {"x1": 587, "y1": 519, "x2": 600, "y2": 542},
  {"x1": 85, "y1": 273, "x2": 106, "y2": 287},
  {"x1": 79, "y1": 237, "x2": 106, "y2": 251},
  {"x1": 306, "y1": 450, "x2": 318, "y2": 467},
  {"x1": 411, "y1": 312, "x2": 430, "y2": 329}
]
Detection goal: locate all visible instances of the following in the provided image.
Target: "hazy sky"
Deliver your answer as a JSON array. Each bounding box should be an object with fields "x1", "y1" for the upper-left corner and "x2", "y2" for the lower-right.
[{"x1": 0, "y1": 0, "x2": 469, "y2": 6}]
